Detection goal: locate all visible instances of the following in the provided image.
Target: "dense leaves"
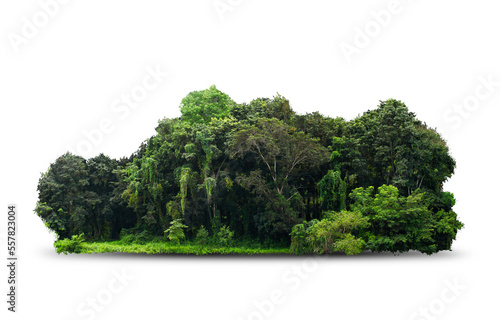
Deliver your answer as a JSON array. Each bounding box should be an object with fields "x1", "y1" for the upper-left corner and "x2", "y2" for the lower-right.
[{"x1": 36, "y1": 88, "x2": 463, "y2": 255}]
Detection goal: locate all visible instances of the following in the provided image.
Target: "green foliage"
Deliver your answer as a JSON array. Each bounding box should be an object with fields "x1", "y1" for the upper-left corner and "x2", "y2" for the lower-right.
[
  {"x1": 76, "y1": 240, "x2": 290, "y2": 255},
  {"x1": 230, "y1": 117, "x2": 329, "y2": 240},
  {"x1": 331, "y1": 99, "x2": 456, "y2": 195},
  {"x1": 291, "y1": 210, "x2": 369, "y2": 255},
  {"x1": 165, "y1": 219, "x2": 188, "y2": 245},
  {"x1": 319, "y1": 170, "x2": 347, "y2": 212},
  {"x1": 334, "y1": 234, "x2": 365, "y2": 255},
  {"x1": 290, "y1": 220, "x2": 319, "y2": 254},
  {"x1": 54, "y1": 233, "x2": 86, "y2": 254},
  {"x1": 179, "y1": 166, "x2": 191, "y2": 216},
  {"x1": 35, "y1": 203, "x2": 66, "y2": 236},
  {"x1": 166, "y1": 200, "x2": 181, "y2": 220},
  {"x1": 434, "y1": 209, "x2": 464, "y2": 251},
  {"x1": 306, "y1": 210, "x2": 369, "y2": 254},
  {"x1": 195, "y1": 225, "x2": 210, "y2": 245},
  {"x1": 180, "y1": 85, "x2": 234, "y2": 124},
  {"x1": 291, "y1": 184, "x2": 463, "y2": 255},
  {"x1": 216, "y1": 225, "x2": 234, "y2": 247},
  {"x1": 119, "y1": 228, "x2": 153, "y2": 244},
  {"x1": 35, "y1": 89, "x2": 462, "y2": 255},
  {"x1": 349, "y1": 185, "x2": 462, "y2": 254}
]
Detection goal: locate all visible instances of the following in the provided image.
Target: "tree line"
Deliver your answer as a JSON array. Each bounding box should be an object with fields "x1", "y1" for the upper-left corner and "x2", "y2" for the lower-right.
[{"x1": 35, "y1": 86, "x2": 463, "y2": 254}]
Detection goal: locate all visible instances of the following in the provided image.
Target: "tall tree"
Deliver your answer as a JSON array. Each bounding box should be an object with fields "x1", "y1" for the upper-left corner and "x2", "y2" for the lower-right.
[
  {"x1": 180, "y1": 85, "x2": 234, "y2": 125},
  {"x1": 230, "y1": 118, "x2": 329, "y2": 239},
  {"x1": 35, "y1": 152, "x2": 89, "y2": 239}
]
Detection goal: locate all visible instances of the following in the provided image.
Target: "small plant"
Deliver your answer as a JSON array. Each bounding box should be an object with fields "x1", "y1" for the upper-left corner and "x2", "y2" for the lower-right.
[
  {"x1": 195, "y1": 225, "x2": 210, "y2": 245},
  {"x1": 120, "y1": 229, "x2": 151, "y2": 244},
  {"x1": 290, "y1": 219, "x2": 319, "y2": 255},
  {"x1": 54, "y1": 233, "x2": 86, "y2": 254},
  {"x1": 217, "y1": 225, "x2": 234, "y2": 247},
  {"x1": 164, "y1": 219, "x2": 187, "y2": 245}
]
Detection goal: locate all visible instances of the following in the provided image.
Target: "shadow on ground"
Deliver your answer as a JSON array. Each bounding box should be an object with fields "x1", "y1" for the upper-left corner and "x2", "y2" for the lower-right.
[{"x1": 44, "y1": 248, "x2": 464, "y2": 261}]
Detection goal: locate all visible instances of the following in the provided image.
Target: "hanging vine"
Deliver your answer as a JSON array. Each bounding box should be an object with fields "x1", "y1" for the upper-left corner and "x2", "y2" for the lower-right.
[
  {"x1": 319, "y1": 170, "x2": 346, "y2": 212},
  {"x1": 179, "y1": 166, "x2": 191, "y2": 217}
]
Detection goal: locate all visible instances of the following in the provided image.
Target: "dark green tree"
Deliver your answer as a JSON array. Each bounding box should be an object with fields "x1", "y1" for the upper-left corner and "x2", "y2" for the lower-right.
[{"x1": 35, "y1": 152, "x2": 89, "y2": 239}]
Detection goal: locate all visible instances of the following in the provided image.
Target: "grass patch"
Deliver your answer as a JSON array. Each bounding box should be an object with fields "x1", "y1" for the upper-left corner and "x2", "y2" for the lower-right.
[{"x1": 58, "y1": 239, "x2": 291, "y2": 255}]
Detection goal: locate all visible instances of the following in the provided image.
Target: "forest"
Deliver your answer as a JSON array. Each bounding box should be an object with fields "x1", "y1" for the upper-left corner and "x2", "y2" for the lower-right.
[{"x1": 35, "y1": 86, "x2": 463, "y2": 255}]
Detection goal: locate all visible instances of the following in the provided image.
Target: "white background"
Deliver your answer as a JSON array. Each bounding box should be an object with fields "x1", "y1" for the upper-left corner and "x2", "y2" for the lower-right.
[{"x1": 0, "y1": 1, "x2": 499, "y2": 319}]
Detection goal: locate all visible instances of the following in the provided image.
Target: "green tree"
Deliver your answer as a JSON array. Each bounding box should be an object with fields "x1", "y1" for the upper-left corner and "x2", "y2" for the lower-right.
[
  {"x1": 217, "y1": 225, "x2": 234, "y2": 247},
  {"x1": 290, "y1": 219, "x2": 319, "y2": 254},
  {"x1": 180, "y1": 85, "x2": 234, "y2": 124},
  {"x1": 292, "y1": 210, "x2": 369, "y2": 255},
  {"x1": 85, "y1": 154, "x2": 120, "y2": 239},
  {"x1": 318, "y1": 170, "x2": 347, "y2": 213},
  {"x1": 349, "y1": 185, "x2": 460, "y2": 254},
  {"x1": 335, "y1": 99, "x2": 455, "y2": 196},
  {"x1": 35, "y1": 152, "x2": 89, "y2": 239},
  {"x1": 165, "y1": 219, "x2": 187, "y2": 245},
  {"x1": 230, "y1": 118, "x2": 329, "y2": 197},
  {"x1": 230, "y1": 118, "x2": 329, "y2": 239},
  {"x1": 195, "y1": 225, "x2": 210, "y2": 245}
]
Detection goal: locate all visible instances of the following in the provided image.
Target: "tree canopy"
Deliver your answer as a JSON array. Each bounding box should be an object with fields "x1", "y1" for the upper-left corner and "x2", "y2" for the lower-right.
[{"x1": 35, "y1": 87, "x2": 463, "y2": 255}]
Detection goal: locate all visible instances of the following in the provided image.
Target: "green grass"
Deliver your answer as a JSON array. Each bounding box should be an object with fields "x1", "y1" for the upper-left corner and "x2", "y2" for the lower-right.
[{"x1": 71, "y1": 240, "x2": 291, "y2": 255}]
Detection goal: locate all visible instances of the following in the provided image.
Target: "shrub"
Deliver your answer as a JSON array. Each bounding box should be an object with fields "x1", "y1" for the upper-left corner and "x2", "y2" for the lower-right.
[
  {"x1": 119, "y1": 229, "x2": 152, "y2": 244},
  {"x1": 290, "y1": 219, "x2": 318, "y2": 254},
  {"x1": 290, "y1": 210, "x2": 369, "y2": 255},
  {"x1": 333, "y1": 233, "x2": 365, "y2": 255},
  {"x1": 217, "y1": 225, "x2": 234, "y2": 247},
  {"x1": 54, "y1": 233, "x2": 86, "y2": 254},
  {"x1": 195, "y1": 225, "x2": 210, "y2": 245},
  {"x1": 164, "y1": 219, "x2": 187, "y2": 245}
]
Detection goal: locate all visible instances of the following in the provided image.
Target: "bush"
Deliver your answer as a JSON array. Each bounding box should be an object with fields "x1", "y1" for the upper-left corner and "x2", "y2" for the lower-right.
[
  {"x1": 195, "y1": 225, "x2": 210, "y2": 245},
  {"x1": 290, "y1": 220, "x2": 318, "y2": 254},
  {"x1": 217, "y1": 225, "x2": 234, "y2": 247},
  {"x1": 165, "y1": 219, "x2": 187, "y2": 245},
  {"x1": 119, "y1": 229, "x2": 152, "y2": 244},
  {"x1": 290, "y1": 210, "x2": 369, "y2": 255},
  {"x1": 334, "y1": 234, "x2": 365, "y2": 255},
  {"x1": 54, "y1": 233, "x2": 86, "y2": 254}
]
